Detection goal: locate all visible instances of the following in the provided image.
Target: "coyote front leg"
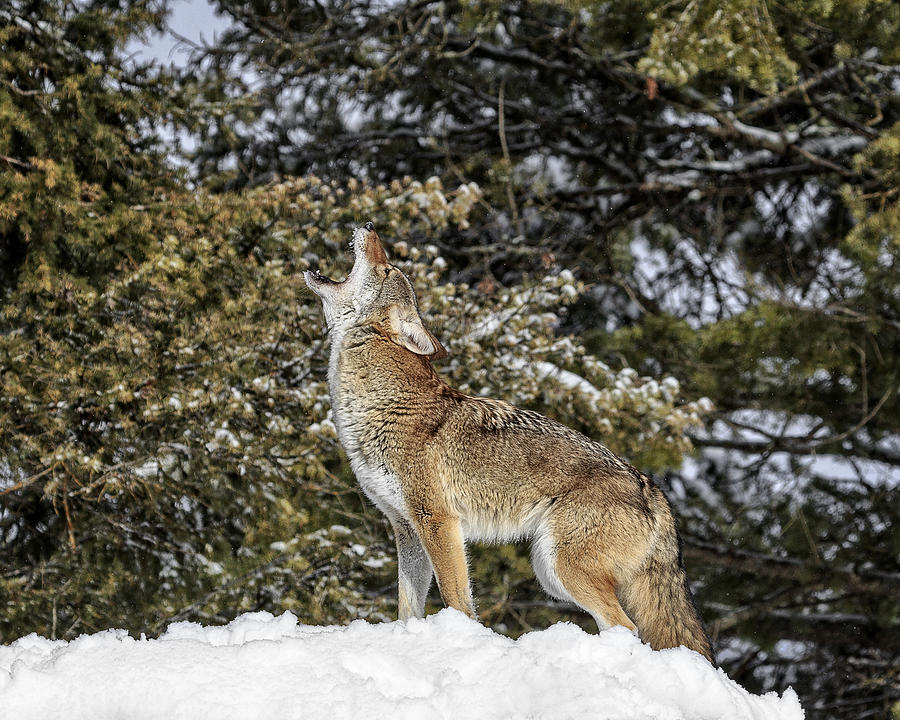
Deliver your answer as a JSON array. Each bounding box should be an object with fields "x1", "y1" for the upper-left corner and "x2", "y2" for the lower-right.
[
  {"x1": 388, "y1": 515, "x2": 434, "y2": 619},
  {"x1": 409, "y1": 508, "x2": 476, "y2": 619}
]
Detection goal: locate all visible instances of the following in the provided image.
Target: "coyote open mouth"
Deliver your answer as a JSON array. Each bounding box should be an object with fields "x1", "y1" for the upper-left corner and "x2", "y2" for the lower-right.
[{"x1": 305, "y1": 222, "x2": 378, "y2": 289}]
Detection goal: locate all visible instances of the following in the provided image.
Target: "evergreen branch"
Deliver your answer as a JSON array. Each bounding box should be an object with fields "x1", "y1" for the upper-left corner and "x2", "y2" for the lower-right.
[
  {"x1": 689, "y1": 386, "x2": 895, "y2": 464},
  {"x1": 152, "y1": 554, "x2": 334, "y2": 633},
  {"x1": 688, "y1": 432, "x2": 900, "y2": 467},
  {"x1": 0, "y1": 462, "x2": 57, "y2": 496},
  {"x1": 735, "y1": 64, "x2": 847, "y2": 119},
  {"x1": 0, "y1": 154, "x2": 33, "y2": 171},
  {"x1": 682, "y1": 539, "x2": 900, "y2": 597},
  {"x1": 708, "y1": 584, "x2": 818, "y2": 637}
]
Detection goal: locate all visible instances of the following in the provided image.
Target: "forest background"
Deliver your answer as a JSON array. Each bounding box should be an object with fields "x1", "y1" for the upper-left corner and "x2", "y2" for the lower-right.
[{"x1": 1, "y1": 1, "x2": 898, "y2": 718}]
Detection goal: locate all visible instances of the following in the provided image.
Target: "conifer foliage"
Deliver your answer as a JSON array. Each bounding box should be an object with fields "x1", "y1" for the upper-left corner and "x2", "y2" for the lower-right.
[{"x1": 1, "y1": 2, "x2": 898, "y2": 718}]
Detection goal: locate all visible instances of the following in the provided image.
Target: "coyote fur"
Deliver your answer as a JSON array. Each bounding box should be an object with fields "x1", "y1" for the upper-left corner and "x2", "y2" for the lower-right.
[{"x1": 304, "y1": 223, "x2": 714, "y2": 662}]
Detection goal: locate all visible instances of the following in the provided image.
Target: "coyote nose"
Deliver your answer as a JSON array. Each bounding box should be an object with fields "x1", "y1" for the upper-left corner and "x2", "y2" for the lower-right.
[{"x1": 359, "y1": 222, "x2": 388, "y2": 264}]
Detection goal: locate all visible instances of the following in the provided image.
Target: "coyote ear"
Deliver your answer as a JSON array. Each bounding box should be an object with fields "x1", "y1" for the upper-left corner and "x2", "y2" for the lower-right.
[{"x1": 387, "y1": 306, "x2": 448, "y2": 361}]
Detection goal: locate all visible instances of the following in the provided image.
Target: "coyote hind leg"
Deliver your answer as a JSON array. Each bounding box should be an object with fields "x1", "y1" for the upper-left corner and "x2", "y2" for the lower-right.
[
  {"x1": 555, "y1": 559, "x2": 637, "y2": 632},
  {"x1": 532, "y1": 527, "x2": 636, "y2": 632}
]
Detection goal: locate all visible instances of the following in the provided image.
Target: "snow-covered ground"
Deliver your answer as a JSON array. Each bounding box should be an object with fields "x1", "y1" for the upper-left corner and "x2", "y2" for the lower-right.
[{"x1": 1, "y1": 609, "x2": 801, "y2": 720}]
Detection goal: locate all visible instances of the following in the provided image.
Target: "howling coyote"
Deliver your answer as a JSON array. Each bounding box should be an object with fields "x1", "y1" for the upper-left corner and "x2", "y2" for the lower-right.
[{"x1": 304, "y1": 223, "x2": 713, "y2": 662}]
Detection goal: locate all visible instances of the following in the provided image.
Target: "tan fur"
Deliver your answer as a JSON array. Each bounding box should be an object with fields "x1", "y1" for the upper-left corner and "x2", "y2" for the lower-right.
[{"x1": 305, "y1": 224, "x2": 714, "y2": 663}]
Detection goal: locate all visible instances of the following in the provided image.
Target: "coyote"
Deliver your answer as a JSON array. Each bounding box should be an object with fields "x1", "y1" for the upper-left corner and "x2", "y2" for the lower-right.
[{"x1": 304, "y1": 223, "x2": 714, "y2": 662}]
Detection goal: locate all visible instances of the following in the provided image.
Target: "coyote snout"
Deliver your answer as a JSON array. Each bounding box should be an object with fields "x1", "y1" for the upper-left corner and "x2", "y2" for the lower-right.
[{"x1": 304, "y1": 223, "x2": 714, "y2": 663}]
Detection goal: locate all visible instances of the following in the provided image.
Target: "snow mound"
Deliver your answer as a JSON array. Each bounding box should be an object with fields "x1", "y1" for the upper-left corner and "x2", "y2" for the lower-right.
[{"x1": 1, "y1": 609, "x2": 802, "y2": 720}]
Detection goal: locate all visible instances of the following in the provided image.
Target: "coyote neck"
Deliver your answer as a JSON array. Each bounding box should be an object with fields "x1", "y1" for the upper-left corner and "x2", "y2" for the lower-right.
[{"x1": 328, "y1": 322, "x2": 451, "y2": 470}]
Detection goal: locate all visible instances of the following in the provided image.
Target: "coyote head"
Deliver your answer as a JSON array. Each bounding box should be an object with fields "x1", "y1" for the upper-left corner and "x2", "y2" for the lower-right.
[{"x1": 304, "y1": 223, "x2": 447, "y2": 359}]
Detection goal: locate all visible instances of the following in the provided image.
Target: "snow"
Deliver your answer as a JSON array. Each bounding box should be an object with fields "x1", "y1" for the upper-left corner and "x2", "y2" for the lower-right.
[{"x1": 1, "y1": 609, "x2": 802, "y2": 720}]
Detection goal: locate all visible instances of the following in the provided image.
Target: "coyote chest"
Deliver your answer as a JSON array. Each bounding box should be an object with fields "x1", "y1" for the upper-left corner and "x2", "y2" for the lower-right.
[
  {"x1": 328, "y1": 337, "x2": 407, "y2": 517},
  {"x1": 348, "y1": 448, "x2": 406, "y2": 516}
]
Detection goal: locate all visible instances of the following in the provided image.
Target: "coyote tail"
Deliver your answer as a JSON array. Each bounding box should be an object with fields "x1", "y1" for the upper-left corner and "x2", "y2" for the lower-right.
[{"x1": 620, "y1": 521, "x2": 715, "y2": 664}]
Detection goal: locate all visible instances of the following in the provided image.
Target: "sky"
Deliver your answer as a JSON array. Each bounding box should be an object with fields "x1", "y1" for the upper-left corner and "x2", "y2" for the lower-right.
[{"x1": 128, "y1": 0, "x2": 230, "y2": 67}]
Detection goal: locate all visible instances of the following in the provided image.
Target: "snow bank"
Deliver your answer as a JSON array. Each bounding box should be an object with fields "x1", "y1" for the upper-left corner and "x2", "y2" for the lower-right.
[{"x1": 1, "y1": 610, "x2": 802, "y2": 720}]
